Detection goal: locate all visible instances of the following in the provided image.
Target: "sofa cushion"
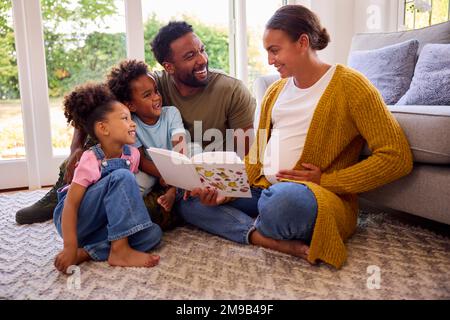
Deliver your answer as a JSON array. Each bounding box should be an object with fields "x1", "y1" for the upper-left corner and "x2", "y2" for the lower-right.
[
  {"x1": 348, "y1": 40, "x2": 418, "y2": 104},
  {"x1": 362, "y1": 105, "x2": 450, "y2": 164},
  {"x1": 396, "y1": 44, "x2": 450, "y2": 106},
  {"x1": 350, "y1": 20, "x2": 450, "y2": 56}
]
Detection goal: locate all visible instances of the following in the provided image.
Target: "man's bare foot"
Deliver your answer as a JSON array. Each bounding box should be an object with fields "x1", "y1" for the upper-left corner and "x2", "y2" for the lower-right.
[
  {"x1": 157, "y1": 187, "x2": 176, "y2": 212},
  {"x1": 250, "y1": 230, "x2": 313, "y2": 262},
  {"x1": 107, "y1": 238, "x2": 160, "y2": 268},
  {"x1": 76, "y1": 248, "x2": 91, "y2": 265}
]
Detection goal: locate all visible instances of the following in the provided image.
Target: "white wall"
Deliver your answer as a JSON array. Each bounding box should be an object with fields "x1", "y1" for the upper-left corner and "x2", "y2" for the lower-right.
[
  {"x1": 311, "y1": 0, "x2": 355, "y2": 64},
  {"x1": 294, "y1": 0, "x2": 311, "y2": 7},
  {"x1": 293, "y1": 0, "x2": 400, "y2": 65},
  {"x1": 354, "y1": 0, "x2": 399, "y2": 33}
]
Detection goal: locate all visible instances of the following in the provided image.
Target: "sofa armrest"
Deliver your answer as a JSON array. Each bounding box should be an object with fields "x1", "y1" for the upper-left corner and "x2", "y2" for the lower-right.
[{"x1": 253, "y1": 74, "x2": 280, "y2": 128}]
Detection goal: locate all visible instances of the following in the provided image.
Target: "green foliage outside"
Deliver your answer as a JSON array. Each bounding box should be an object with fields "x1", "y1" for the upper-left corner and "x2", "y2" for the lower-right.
[
  {"x1": 0, "y1": 0, "x2": 18, "y2": 99},
  {"x1": 142, "y1": 13, "x2": 230, "y2": 74},
  {"x1": 0, "y1": 0, "x2": 239, "y2": 158},
  {"x1": 0, "y1": 1, "x2": 232, "y2": 100}
]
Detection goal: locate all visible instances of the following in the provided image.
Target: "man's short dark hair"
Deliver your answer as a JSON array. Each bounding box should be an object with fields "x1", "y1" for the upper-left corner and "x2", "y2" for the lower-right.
[
  {"x1": 106, "y1": 59, "x2": 149, "y2": 103},
  {"x1": 151, "y1": 21, "x2": 194, "y2": 65}
]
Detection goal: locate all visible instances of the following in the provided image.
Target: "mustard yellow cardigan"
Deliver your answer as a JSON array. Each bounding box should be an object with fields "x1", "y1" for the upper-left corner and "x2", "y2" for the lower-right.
[{"x1": 245, "y1": 64, "x2": 413, "y2": 269}]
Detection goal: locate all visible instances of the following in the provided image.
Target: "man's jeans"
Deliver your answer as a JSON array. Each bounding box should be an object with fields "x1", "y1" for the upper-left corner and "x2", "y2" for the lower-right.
[
  {"x1": 175, "y1": 182, "x2": 318, "y2": 245},
  {"x1": 54, "y1": 169, "x2": 162, "y2": 261}
]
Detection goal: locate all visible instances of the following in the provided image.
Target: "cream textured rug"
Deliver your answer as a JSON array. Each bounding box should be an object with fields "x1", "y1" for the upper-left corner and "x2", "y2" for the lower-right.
[{"x1": 1, "y1": 190, "x2": 449, "y2": 300}]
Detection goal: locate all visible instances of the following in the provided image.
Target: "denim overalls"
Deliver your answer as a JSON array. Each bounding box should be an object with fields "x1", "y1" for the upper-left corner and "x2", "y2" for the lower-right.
[{"x1": 53, "y1": 144, "x2": 162, "y2": 261}]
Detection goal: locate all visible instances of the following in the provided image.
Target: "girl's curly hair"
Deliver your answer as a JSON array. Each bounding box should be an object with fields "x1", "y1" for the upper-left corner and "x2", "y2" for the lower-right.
[
  {"x1": 63, "y1": 82, "x2": 116, "y2": 140},
  {"x1": 106, "y1": 59, "x2": 150, "y2": 103}
]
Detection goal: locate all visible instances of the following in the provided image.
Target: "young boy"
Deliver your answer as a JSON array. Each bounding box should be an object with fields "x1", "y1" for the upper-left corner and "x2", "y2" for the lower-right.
[{"x1": 107, "y1": 60, "x2": 187, "y2": 226}]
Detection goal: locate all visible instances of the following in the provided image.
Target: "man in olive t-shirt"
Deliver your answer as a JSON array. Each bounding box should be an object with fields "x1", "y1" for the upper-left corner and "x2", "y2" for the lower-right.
[
  {"x1": 150, "y1": 21, "x2": 255, "y2": 154},
  {"x1": 154, "y1": 69, "x2": 255, "y2": 152}
]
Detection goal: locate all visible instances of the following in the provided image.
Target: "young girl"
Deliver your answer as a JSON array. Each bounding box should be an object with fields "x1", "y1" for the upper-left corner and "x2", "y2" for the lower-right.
[
  {"x1": 107, "y1": 60, "x2": 187, "y2": 229},
  {"x1": 53, "y1": 83, "x2": 162, "y2": 274}
]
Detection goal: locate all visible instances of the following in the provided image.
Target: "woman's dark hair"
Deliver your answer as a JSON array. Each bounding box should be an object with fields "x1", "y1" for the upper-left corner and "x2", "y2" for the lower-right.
[
  {"x1": 266, "y1": 5, "x2": 330, "y2": 50},
  {"x1": 107, "y1": 59, "x2": 150, "y2": 103},
  {"x1": 150, "y1": 21, "x2": 194, "y2": 65},
  {"x1": 63, "y1": 83, "x2": 116, "y2": 140}
]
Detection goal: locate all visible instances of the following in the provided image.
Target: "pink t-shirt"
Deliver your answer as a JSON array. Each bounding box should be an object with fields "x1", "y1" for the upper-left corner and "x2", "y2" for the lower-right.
[{"x1": 71, "y1": 146, "x2": 140, "y2": 188}]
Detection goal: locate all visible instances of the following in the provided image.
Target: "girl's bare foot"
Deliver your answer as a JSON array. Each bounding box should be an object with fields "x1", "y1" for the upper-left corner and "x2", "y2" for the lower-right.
[
  {"x1": 157, "y1": 187, "x2": 176, "y2": 212},
  {"x1": 76, "y1": 248, "x2": 91, "y2": 265},
  {"x1": 107, "y1": 239, "x2": 160, "y2": 268},
  {"x1": 250, "y1": 229, "x2": 314, "y2": 262}
]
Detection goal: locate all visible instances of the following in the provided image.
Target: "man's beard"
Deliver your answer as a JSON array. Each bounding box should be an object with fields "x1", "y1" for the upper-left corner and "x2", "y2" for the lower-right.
[{"x1": 178, "y1": 64, "x2": 209, "y2": 88}]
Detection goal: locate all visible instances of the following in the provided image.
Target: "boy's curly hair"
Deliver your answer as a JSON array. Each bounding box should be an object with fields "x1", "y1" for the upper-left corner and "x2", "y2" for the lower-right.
[
  {"x1": 106, "y1": 59, "x2": 150, "y2": 103},
  {"x1": 63, "y1": 82, "x2": 116, "y2": 140},
  {"x1": 150, "y1": 21, "x2": 193, "y2": 65}
]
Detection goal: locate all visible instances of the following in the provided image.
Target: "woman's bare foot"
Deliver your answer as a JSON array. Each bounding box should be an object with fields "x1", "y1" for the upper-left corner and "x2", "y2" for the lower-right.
[
  {"x1": 76, "y1": 248, "x2": 91, "y2": 265},
  {"x1": 250, "y1": 230, "x2": 313, "y2": 262},
  {"x1": 157, "y1": 187, "x2": 176, "y2": 212},
  {"x1": 107, "y1": 238, "x2": 160, "y2": 268}
]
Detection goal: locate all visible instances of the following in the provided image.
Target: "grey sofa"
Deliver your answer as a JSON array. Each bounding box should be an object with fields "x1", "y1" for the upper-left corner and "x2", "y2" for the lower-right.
[{"x1": 253, "y1": 21, "x2": 450, "y2": 225}]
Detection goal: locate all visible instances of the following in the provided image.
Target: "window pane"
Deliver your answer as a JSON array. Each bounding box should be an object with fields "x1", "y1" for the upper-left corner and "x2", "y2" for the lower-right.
[
  {"x1": 142, "y1": 0, "x2": 230, "y2": 73},
  {"x1": 404, "y1": 1, "x2": 415, "y2": 29},
  {"x1": 404, "y1": 0, "x2": 449, "y2": 30},
  {"x1": 431, "y1": 0, "x2": 450, "y2": 25},
  {"x1": 0, "y1": 1, "x2": 25, "y2": 160},
  {"x1": 415, "y1": 7, "x2": 431, "y2": 29},
  {"x1": 246, "y1": 0, "x2": 284, "y2": 92},
  {"x1": 41, "y1": 0, "x2": 126, "y2": 156}
]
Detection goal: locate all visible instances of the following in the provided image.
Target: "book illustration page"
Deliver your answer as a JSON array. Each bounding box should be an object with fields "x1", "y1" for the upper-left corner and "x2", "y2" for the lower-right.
[{"x1": 194, "y1": 164, "x2": 251, "y2": 198}]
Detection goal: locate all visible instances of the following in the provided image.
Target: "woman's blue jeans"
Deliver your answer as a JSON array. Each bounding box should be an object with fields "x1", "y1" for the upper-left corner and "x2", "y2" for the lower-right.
[
  {"x1": 175, "y1": 182, "x2": 318, "y2": 245},
  {"x1": 54, "y1": 169, "x2": 162, "y2": 261}
]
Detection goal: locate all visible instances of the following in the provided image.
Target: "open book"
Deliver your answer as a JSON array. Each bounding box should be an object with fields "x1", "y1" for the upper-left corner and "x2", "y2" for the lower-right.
[{"x1": 147, "y1": 147, "x2": 252, "y2": 198}]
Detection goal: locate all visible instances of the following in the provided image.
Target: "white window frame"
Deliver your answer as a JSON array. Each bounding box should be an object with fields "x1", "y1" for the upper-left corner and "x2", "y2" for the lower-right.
[
  {"x1": 4, "y1": 0, "x2": 57, "y2": 190},
  {"x1": 398, "y1": 0, "x2": 407, "y2": 30},
  {"x1": 2, "y1": 0, "x2": 287, "y2": 190},
  {"x1": 229, "y1": 0, "x2": 248, "y2": 83},
  {"x1": 125, "y1": 0, "x2": 145, "y2": 61}
]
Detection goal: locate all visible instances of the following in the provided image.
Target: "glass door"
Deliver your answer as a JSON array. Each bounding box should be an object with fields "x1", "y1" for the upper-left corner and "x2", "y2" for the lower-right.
[{"x1": 0, "y1": 0, "x2": 28, "y2": 189}]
